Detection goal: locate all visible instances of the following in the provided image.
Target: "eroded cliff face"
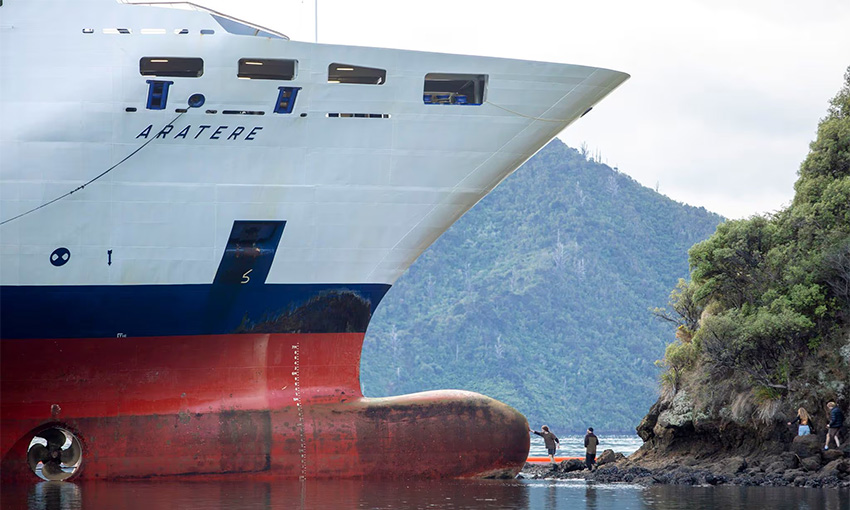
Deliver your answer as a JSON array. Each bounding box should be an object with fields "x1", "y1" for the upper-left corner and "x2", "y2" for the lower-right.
[{"x1": 633, "y1": 391, "x2": 797, "y2": 464}]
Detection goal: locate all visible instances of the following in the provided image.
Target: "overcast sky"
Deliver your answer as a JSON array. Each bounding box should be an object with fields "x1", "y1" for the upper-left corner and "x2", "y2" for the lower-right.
[{"x1": 199, "y1": 0, "x2": 850, "y2": 219}]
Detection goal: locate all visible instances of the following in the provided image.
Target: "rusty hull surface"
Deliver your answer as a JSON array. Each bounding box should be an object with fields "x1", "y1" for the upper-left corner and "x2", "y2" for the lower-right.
[{"x1": 1, "y1": 333, "x2": 529, "y2": 482}]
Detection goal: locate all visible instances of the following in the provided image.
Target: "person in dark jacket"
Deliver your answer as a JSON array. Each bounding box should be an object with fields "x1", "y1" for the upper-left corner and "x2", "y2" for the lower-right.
[
  {"x1": 530, "y1": 425, "x2": 560, "y2": 466},
  {"x1": 584, "y1": 427, "x2": 599, "y2": 471},
  {"x1": 825, "y1": 402, "x2": 844, "y2": 450}
]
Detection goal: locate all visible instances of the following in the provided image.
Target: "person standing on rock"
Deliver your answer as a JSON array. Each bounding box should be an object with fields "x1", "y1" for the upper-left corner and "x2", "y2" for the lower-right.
[
  {"x1": 584, "y1": 427, "x2": 599, "y2": 471},
  {"x1": 530, "y1": 425, "x2": 560, "y2": 466},
  {"x1": 788, "y1": 407, "x2": 812, "y2": 436},
  {"x1": 824, "y1": 402, "x2": 844, "y2": 450}
]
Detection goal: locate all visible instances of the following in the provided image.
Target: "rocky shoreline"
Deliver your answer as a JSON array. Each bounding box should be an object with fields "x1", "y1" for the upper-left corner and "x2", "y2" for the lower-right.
[{"x1": 520, "y1": 437, "x2": 850, "y2": 489}]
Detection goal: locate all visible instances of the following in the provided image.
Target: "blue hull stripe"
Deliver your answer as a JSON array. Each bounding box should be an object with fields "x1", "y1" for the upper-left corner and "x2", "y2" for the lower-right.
[{"x1": 0, "y1": 283, "x2": 391, "y2": 339}]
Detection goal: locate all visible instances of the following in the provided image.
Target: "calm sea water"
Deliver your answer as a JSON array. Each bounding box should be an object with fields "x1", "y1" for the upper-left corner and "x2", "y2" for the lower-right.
[
  {"x1": 4, "y1": 434, "x2": 844, "y2": 510},
  {"x1": 3, "y1": 478, "x2": 847, "y2": 510}
]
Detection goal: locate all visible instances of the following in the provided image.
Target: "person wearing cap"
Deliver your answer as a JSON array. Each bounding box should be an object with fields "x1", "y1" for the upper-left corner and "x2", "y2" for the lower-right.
[{"x1": 584, "y1": 427, "x2": 599, "y2": 471}]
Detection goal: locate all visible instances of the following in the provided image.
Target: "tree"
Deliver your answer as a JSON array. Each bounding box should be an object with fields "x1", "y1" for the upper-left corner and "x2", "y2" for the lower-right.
[{"x1": 655, "y1": 66, "x2": 850, "y2": 419}]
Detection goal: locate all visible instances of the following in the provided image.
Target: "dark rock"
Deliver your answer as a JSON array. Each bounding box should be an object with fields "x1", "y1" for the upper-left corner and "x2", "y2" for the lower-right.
[
  {"x1": 759, "y1": 455, "x2": 779, "y2": 467},
  {"x1": 717, "y1": 456, "x2": 747, "y2": 474},
  {"x1": 790, "y1": 434, "x2": 822, "y2": 457},
  {"x1": 782, "y1": 469, "x2": 804, "y2": 482},
  {"x1": 637, "y1": 399, "x2": 664, "y2": 442},
  {"x1": 626, "y1": 466, "x2": 652, "y2": 478},
  {"x1": 778, "y1": 452, "x2": 799, "y2": 469},
  {"x1": 704, "y1": 473, "x2": 722, "y2": 485},
  {"x1": 800, "y1": 456, "x2": 822, "y2": 472},
  {"x1": 597, "y1": 449, "x2": 615, "y2": 465},
  {"x1": 765, "y1": 461, "x2": 786, "y2": 474},
  {"x1": 558, "y1": 459, "x2": 585, "y2": 472},
  {"x1": 596, "y1": 449, "x2": 625, "y2": 466},
  {"x1": 823, "y1": 449, "x2": 844, "y2": 463},
  {"x1": 819, "y1": 459, "x2": 844, "y2": 479}
]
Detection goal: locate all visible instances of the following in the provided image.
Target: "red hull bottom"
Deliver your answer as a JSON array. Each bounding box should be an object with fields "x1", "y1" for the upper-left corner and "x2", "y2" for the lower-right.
[{"x1": 1, "y1": 334, "x2": 529, "y2": 482}]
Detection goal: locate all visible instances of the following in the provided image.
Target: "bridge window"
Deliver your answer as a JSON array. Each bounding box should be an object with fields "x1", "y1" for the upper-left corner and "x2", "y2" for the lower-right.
[
  {"x1": 238, "y1": 59, "x2": 297, "y2": 80},
  {"x1": 328, "y1": 63, "x2": 385, "y2": 85},
  {"x1": 140, "y1": 57, "x2": 204, "y2": 78},
  {"x1": 423, "y1": 73, "x2": 487, "y2": 105}
]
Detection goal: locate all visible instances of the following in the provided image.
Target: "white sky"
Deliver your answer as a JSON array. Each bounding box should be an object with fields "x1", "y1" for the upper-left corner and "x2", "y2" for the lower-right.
[{"x1": 200, "y1": 0, "x2": 850, "y2": 219}]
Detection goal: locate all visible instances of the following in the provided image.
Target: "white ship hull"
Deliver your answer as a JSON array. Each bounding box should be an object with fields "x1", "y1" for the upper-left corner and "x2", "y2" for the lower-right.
[{"x1": 1, "y1": 0, "x2": 627, "y2": 291}]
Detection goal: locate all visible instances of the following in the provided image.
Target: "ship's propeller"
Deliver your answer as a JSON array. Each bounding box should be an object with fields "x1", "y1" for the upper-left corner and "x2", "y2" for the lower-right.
[{"x1": 26, "y1": 428, "x2": 82, "y2": 481}]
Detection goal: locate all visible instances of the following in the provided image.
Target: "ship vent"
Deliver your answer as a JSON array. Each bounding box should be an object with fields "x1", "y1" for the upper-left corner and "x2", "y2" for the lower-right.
[
  {"x1": 145, "y1": 80, "x2": 173, "y2": 110},
  {"x1": 274, "y1": 87, "x2": 301, "y2": 114}
]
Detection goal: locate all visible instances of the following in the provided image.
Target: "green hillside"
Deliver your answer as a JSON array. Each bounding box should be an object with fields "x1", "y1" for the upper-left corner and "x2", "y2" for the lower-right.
[{"x1": 361, "y1": 139, "x2": 723, "y2": 433}]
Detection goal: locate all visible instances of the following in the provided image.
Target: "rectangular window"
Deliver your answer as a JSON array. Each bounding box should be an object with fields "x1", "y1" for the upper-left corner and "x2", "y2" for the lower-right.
[
  {"x1": 140, "y1": 57, "x2": 204, "y2": 78},
  {"x1": 423, "y1": 73, "x2": 487, "y2": 105},
  {"x1": 238, "y1": 58, "x2": 297, "y2": 80},
  {"x1": 328, "y1": 63, "x2": 386, "y2": 85}
]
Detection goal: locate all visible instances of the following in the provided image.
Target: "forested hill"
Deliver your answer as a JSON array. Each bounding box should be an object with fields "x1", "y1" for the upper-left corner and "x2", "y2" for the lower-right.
[{"x1": 360, "y1": 139, "x2": 723, "y2": 434}]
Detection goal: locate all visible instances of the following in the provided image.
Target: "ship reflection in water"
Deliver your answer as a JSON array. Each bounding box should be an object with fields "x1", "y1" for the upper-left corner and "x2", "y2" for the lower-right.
[{"x1": 5, "y1": 479, "x2": 849, "y2": 510}]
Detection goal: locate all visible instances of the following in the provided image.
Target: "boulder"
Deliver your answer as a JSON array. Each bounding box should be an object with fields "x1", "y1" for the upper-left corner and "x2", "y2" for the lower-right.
[
  {"x1": 790, "y1": 434, "x2": 822, "y2": 457},
  {"x1": 765, "y1": 461, "x2": 786, "y2": 475},
  {"x1": 782, "y1": 469, "x2": 805, "y2": 482},
  {"x1": 779, "y1": 452, "x2": 799, "y2": 469},
  {"x1": 800, "y1": 456, "x2": 822, "y2": 472},
  {"x1": 703, "y1": 473, "x2": 724, "y2": 485},
  {"x1": 817, "y1": 459, "x2": 844, "y2": 479},
  {"x1": 559, "y1": 459, "x2": 585, "y2": 472},
  {"x1": 823, "y1": 449, "x2": 844, "y2": 463},
  {"x1": 596, "y1": 449, "x2": 625, "y2": 466},
  {"x1": 717, "y1": 456, "x2": 747, "y2": 475}
]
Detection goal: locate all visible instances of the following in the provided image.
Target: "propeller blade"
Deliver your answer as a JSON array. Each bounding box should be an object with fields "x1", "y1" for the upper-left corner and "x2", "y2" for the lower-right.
[
  {"x1": 27, "y1": 444, "x2": 50, "y2": 471},
  {"x1": 36, "y1": 428, "x2": 67, "y2": 449},
  {"x1": 40, "y1": 460, "x2": 67, "y2": 481},
  {"x1": 60, "y1": 443, "x2": 81, "y2": 466}
]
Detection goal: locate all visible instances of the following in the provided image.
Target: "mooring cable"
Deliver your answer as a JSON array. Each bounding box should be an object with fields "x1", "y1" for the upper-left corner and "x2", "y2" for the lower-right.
[{"x1": 0, "y1": 112, "x2": 185, "y2": 227}]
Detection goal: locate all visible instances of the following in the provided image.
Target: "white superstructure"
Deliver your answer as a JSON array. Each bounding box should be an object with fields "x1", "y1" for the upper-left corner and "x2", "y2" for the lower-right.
[{"x1": 0, "y1": 0, "x2": 628, "y2": 288}]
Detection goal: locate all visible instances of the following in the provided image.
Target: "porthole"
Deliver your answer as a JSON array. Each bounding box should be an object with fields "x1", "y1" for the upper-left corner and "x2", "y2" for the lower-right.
[{"x1": 188, "y1": 94, "x2": 205, "y2": 108}]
